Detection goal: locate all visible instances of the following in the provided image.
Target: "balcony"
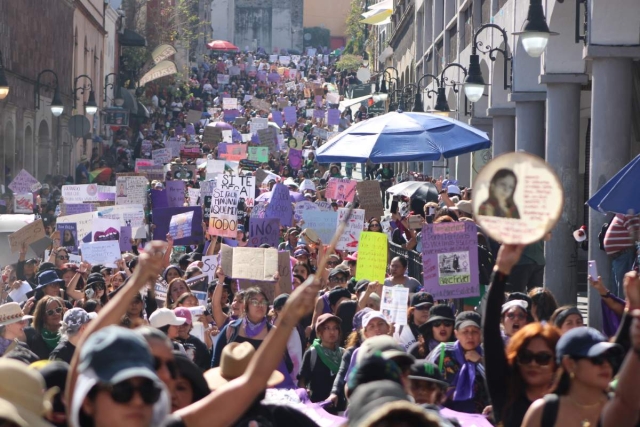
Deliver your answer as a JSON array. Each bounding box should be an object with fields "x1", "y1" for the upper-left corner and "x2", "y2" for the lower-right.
[{"x1": 388, "y1": 0, "x2": 415, "y2": 49}]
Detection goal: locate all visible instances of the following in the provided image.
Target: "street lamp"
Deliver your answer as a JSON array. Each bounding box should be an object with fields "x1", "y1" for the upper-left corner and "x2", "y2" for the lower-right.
[
  {"x1": 425, "y1": 63, "x2": 467, "y2": 115},
  {"x1": 0, "y1": 51, "x2": 9, "y2": 100},
  {"x1": 380, "y1": 67, "x2": 399, "y2": 93},
  {"x1": 73, "y1": 74, "x2": 98, "y2": 115},
  {"x1": 513, "y1": 0, "x2": 558, "y2": 57},
  {"x1": 413, "y1": 73, "x2": 441, "y2": 112},
  {"x1": 362, "y1": 51, "x2": 369, "y2": 68},
  {"x1": 104, "y1": 73, "x2": 124, "y2": 106},
  {"x1": 463, "y1": 23, "x2": 511, "y2": 103},
  {"x1": 34, "y1": 69, "x2": 64, "y2": 116}
]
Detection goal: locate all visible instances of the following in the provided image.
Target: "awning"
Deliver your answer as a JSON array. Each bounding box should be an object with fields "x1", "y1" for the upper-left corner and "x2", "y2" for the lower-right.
[
  {"x1": 360, "y1": 9, "x2": 392, "y2": 24},
  {"x1": 118, "y1": 29, "x2": 147, "y2": 47},
  {"x1": 338, "y1": 94, "x2": 373, "y2": 112},
  {"x1": 379, "y1": 46, "x2": 394, "y2": 62},
  {"x1": 368, "y1": 0, "x2": 393, "y2": 11},
  {"x1": 135, "y1": 101, "x2": 150, "y2": 118}
]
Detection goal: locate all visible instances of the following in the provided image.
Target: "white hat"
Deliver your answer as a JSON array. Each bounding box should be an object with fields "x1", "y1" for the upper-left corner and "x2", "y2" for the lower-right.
[
  {"x1": 447, "y1": 184, "x2": 461, "y2": 195},
  {"x1": 362, "y1": 311, "x2": 388, "y2": 329},
  {"x1": 501, "y1": 299, "x2": 528, "y2": 314},
  {"x1": 0, "y1": 303, "x2": 33, "y2": 327},
  {"x1": 149, "y1": 308, "x2": 187, "y2": 328}
]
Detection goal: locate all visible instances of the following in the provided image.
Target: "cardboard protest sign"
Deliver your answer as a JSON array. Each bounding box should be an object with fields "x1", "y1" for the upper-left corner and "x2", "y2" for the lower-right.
[
  {"x1": 119, "y1": 226, "x2": 132, "y2": 252},
  {"x1": 187, "y1": 188, "x2": 200, "y2": 206},
  {"x1": 278, "y1": 251, "x2": 293, "y2": 294},
  {"x1": 288, "y1": 149, "x2": 303, "y2": 169},
  {"x1": 203, "y1": 126, "x2": 223, "y2": 145},
  {"x1": 165, "y1": 180, "x2": 185, "y2": 207},
  {"x1": 152, "y1": 206, "x2": 202, "y2": 245},
  {"x1": 218, "y1": 175, "x2": 256, "y2": 207},
  {"x1": 81, "y1": 240, "x2": 121, "y2": 266},
  {"x1": 408, "y1": 215, "x2": 424, "y2": 230},
  {"x1": 300, "y1": 210, "x2": 337, "y2": 243},
  {"x1": 57, "y1": 223, "x2": 78, "y2": 253},
  {"x1": 326, "y1": 178, "x2": 357, "y2": 202},
  {"x1": 473, "y1": 152, "x2": 564, "y2": 245},
  {"x1": 62, "y1": 184, "x2": 100, "y2": 203},
  {"x1": 14, "y1": 194, "x2": 34, "y2": 214},
  {"x1": 248, "y1": 218, "x2": 280, "y2": 248},
  {"x1": 201, "y1": 255, "x2": 219, "y2": 282},
  {"x1": 336, "y1": 208, "x2": 365, "y2": 251},
  {"x1": 220, "y1": 245, "x2": 279, "y2": 281},
  {"x1": 8, "y1": 219, "x2": 46, "y2": 253},
  {"x1": 169, "y1": 211, "x2": 194, "y2": 239},
  {"x1": 208, "y1": 188, "x2": 239, "y2": 238},
  {"x1": 91, "y1": 217, "x2": 121, "y2": 242},
  {"x1": 356, "y1": 180, "x2": 384, "y2": 220},
  {"x1": 257, "y1": 128, "x2": 276, "y2": 152},
  {"x1": 380, "y1": 286, "x2": 409, "y2": 326},
  {"x1": 421, "y1": 221, "x2": 479, "y2": 299},
  {"x1": 248, "y1": 147, "x2": 269, "y2": 163},
  {"x1": 9, "y1": 170, "x2": 40, "y2": 194},
  {"x1": 218, "y1": 144, "x2": 247, "y2": 162},
  {"x1": 115, "y1": 176, "x2": 148, "y2": 206},
  {"x1": 152, "y1": 148, "x2": 172, "y2": 165},
  {"x1": 265, "y1": 184, "x2": 293, "y2": 227},
  {"x1": 186, "y1": 109, "x2": 202, "y2": 125},
  {"x1": 356, "y1": 232, "x2": 388, "y2": 283}
]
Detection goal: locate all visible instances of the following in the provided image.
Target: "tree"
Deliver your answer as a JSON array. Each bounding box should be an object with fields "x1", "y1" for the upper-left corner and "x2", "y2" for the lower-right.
[
  {"x1": 344, "y1": 0, "x2": 365, "y2": 54},
  {"x1": 336, "y1": 54, "x2": 363, "y2": 72}
]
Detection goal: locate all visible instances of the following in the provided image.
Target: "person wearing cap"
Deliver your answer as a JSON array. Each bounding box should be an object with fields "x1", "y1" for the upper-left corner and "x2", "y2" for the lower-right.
[
  {"x1": 412, "y1": 305, "x2": 456, "y2": 358},
  {"x1": 174, "y1": 307, "x2": 211, "y2": 372},
  {"x1": 551, "y1": 305, "x2": 585, "y2": 334},
  {"x1": 395, "y1": 292, "x2": 435, "y2": 351},
  {"x1": 298, "y1": 313, "x2": 344, "y2": 405},
  {"x1": 408, "y1": 361, "x2": 450, "y2": 405},
  {"x1": 278, "y1": 227, "x2": 301, "y2": 255},
  {"x1": 150, "y1": 308, "x2": 187, "y2": 341},
  {"x1": 49, "y1": 308, "x2": 95, "y2": 364},
  {"x1": 502, "y1": 299, "x2": 531, "y2": 339},
  {"x1": 0, "y1": 302, "x2": 34, "y2": 356},
  {"x1": 521, "y1": 327, "x2": 623, "y2": 427},
  {"x1": 455, "y1": 200, "x2": 473, "y2": 219},
  {"x1": 425, "y1": 310, "x2": 489, "y2": 414}
]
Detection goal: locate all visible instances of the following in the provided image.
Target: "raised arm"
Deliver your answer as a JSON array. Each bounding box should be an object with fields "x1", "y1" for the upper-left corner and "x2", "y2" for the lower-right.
[
  {"x1": 163, "y1": 233, "x2": 174, "y2": 268},
  {"x1": 211, "y1": 266, "x2": 230, "y2": 327}
]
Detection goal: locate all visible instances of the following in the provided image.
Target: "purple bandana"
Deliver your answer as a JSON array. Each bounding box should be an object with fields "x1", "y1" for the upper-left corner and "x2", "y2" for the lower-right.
[
  {"x1": 244, "y1": 317, "x2": 267, "y2": 338},
  {"x1": 452, "y1": 341, "x2": 483, "y2": 401}
]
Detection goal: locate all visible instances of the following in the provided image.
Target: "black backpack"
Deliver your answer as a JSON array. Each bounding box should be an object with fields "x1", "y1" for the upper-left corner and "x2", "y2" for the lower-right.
[{"x1": 598, "y1": 221, "x2": 611, "y2": 251}]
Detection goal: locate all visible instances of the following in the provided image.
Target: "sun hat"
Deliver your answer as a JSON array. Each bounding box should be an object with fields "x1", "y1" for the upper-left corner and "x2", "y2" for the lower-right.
[
  {"x1": 149, "y1": 308, "x2": 187, "y2": 328},
  {"x1": 555, "y1": 326, "x2": 623, "y2": 363},
  {"x1": 203, "y1": 342, "x2": 284, "y2": 390},
  {"x1": 0, "y1": 302, "x2": 34, "y2": 327},
  {"x1": 361, "y1": 310, "x2": 389, "y2": 330},
  {"x1": 0, "y1": 359, "x2": 56, "y2": 427},
  {"x1": 173, "y1": 307, "x2": 193, "y2": 325},
  {"x1": 315, "y1": 313, "x2": 341, "y2": 334},
  {"x1": 356, "y1": 335, "x2": 414, "y2": 366},
  {"x1": 35, "y1": 270, "x2": 65, "y2": 290}
]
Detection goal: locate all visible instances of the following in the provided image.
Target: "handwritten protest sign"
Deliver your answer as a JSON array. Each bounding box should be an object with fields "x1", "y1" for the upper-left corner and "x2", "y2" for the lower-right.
[
  {"x1": 203, "y1": 126, "x2": 223, "y2": 145},
  {"x1": 152, "y1": 148, "x2": 172, "y2": 165},
  {"x1": 201, "y1": 255, "x2": 219, "y2": 282},
  {"x1": 13, "y1": 194, "x2": 34, "y2": 214},
  {"x1": 218, "y1": 144, "x2": 247, "y2": 161},
  {"x1": 222, "y1": 98, "x2": 238, "y2": 110},
  {"x1": 380, "y1": 286, "x2": 409, "y2": 326},
  {"x1": 115, "y1": 176, "x2": 148, "y2": 206},
  {"x1": 186, "y1": 109, "x2": 202, "y2": 125},
  {"x1": 152, "y1": 207, "x2": 202, "y2": 246},
  {"x1": 326, "y1": 178, "x2": 357, "y2": 202},
  {"x1": 356, "y1": 180, "x2": 384, "y2": 220},
  {"x1": 257, "y1": 128, "x2": 276, "y2": 152},
  {"x1": 356, "y1": 232, "x2": 388, "y2": 283},
  {"x1": 81, "y1": 240, "x2": 121, "y2": 266},
  {"x1": 220, "y1": 245, "x2": 279, "y2": 281},
  {"x1": 218, "y1": 175, "x2": 255, "y2": 207},
  {"x1": 9, "y1": 170, "x2": 39, "y2": 194},
  {"x1": 119, "y1": 226, "x2": 132, "y2": 252},
  {"x1": 421, "y1": 221, "x2": 479, "y2": 299},
  {"x1": 187, "y1": 188, "x2": 200, "y2": 206},
  {"x1": 57, "y1": 223, "x2": 78, "y2": 253},
  {"x1": 336, "y1": 208, "x2": 365, "y2": 251},
  {"x1": 248, "y1": 147, "x2": 269, "y2": 163},
  {"x1": 8, "y1": 219, "x2": 46, "y2": 253},
  {"x1": 169, "y1": 211, "x2": 194, "y2": 239},
  {"x1": 265, "y1": 184, "x2": 293, "y2": 227},
  {"x1": 208, "y1": 188, "x2": 238, "y2": 238},
  {"x1": 62, "y1": 184, "x2": 100, "y2": 203},
  {"x1": 248, "y1": 218, "x2": 280, "y2": 248},
  {"x1": 293, "y1": 201, "x2": 318, "y2": 223},
  {"x1": 165, "y1": 180, "x2": 185, "y2": 207},
  {"x1": 300, "y1": 210, "x2": 337, "y2": 243}
]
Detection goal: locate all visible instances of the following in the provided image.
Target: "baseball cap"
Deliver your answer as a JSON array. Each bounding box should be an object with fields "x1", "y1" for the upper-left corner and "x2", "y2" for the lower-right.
[
  {"x1": 352, "y1": 307, "x2": 373, "y2": 331},
  {"x1": 355, "y1": 279, "x2": 371, "y2": 294},
  {"x1": 315, "y1": 313, "x2": 342, "y2": 334},
  {"x1": 328, "y1": 266, "x2": 349, "y2": 280},
  {"x1": 407, "y1": 361, "x2": 449, "y2": 388},
  {"x1": 328, "y1": 287, "x2": 351, "y2": 307},
  {"x1": 293, "y1": 248, "x2": 309, "y2": 258},
  {"x1": 348, "y1": 380, "x2": 410, "y2": 427},
  {"x1": 410, "y1": 292, "x2": 434, "y2": 308},
  {"x1": 455, "y1": 200, "x2": 473, "y2": 215},
  {"x1": 454, "y1": 311, "x2": 481, "y2": 330},
  {"x1": 361, "y1": 311, "x2": 389, "y2": 330},
  {"x1": 62, "y1": 308, "x2": 95, "y2": 335},
  {"x1": 356, "y1": 335, "x2": 414, "y2": 366},
  {"x1": 423, "y1": 304, "x2": 455, "y2": 326},
  {"x1": 555, "y1": 326, "x2": 622, "y2": 363},
  {"x1": 447, "y1": 184, "x2": 461, "y2": 195},
  {"x1": 149, "y1": 308, "x2": 187, "y2": 328},
  {"x1": 173, "y1": 307, "x2": 193, "y2": 325}
]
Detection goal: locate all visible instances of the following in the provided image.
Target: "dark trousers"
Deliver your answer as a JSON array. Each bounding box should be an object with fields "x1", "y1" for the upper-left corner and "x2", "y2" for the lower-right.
[{"x1": 507, "y1": 264, "x2": 545, "y2": 293}]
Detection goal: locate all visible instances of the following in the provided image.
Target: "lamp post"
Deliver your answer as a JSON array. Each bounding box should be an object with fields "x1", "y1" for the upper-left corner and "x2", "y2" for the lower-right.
[
  {"x1": 380, "y1": 67, "x2": 400, "y2": 93},
  {"x1": 104, "y1": 73, "x2": 124, "y2": 107},
  {"x1": 34, "y1": 69, "x2": 64, "y2": 174},
  {"x1": 0, "y1": 51, "x2": 9, "y2": 100},
  {"x1": 513, "y1": 0, "x2": 558, "y2": 57},
  {"x1": 425, "y1": 63, "x2": 468, "y2": 115},
  {"x1": 413, "y1": 73, "x2": 441, "y2": 112},
  {"x1": 400, "y1": 84, "x2": 418, "y2": 111},
  {"x1": 73, "y1": 75, "x2": 98, "y2": 115}
]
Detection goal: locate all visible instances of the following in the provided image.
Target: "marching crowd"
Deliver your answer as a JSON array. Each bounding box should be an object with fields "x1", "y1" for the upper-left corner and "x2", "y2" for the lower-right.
[{"x1": 1, "y1": 50, "x2": 640, "y2": 427}]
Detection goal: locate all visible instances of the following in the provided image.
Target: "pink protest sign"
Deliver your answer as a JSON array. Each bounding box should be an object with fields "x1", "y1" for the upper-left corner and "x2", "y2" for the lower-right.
[{"x1": 325, "y1": 178, "x2": 357, "y2": 202}]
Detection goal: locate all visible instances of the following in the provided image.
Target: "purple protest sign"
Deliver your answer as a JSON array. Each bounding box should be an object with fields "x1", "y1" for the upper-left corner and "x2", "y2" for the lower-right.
[
  {"x1": 152, "y1": 206, "x2": 203, "y2": 246},
  {"x1": 98, "y1": 192, "x2": 115, "y2": 201},
  {"x1": 327, "y1": 109, "x2": 340, "y2": 125},
  {"x1": 151, "y1": 189, "x2": 169, "y2": 208},
  {"x1": 223, "y1": 109, "x2": 241, "y2": 122},
  {"x1": 271, "y1": 110, "x2": 283, "y2": 127},
  {"x1": 421, "y1": 222, "x2": 479, "y2": 299},
  {"x1": 268, "y1": 72, "x2": 281, "y2": 83},
  {"x1": 186, "y1": 124, "x2": 195, "y2": 135},
  {"x1": 119, "y1": 226, "x2": 132, "y2": 252},
  {"x1": 165, "y1": 180, "x2": 185, "y2": 207},
  {"x1": 283, "y1": 106, "x2": 297, "y2": 124},
  {"x1": 248, "y1": 218, "x2": 280, "y2": 248},
  {"x1": 288, "y1": 149, "x2": 303, "y2": 169},
  {"x1": 314, "y1": 95, "x2": 323, "y2": 108},
  {"x1": 265, "y1": 184, "x2": 293, "y2": 227},
  {"x1": 257, "y1": 71, "x2": 267, "y2": 82},
  {"x1": 313, "y1": 109, "x2": 325, "y2": 119},
  {"x1": 63, "y1": 204, "x2": 94, "y2": 215}
]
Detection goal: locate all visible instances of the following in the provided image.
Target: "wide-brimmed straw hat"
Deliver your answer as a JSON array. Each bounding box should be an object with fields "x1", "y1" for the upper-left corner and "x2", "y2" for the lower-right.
[{"x1": 0, "y1": 302, "x2": 34, "y2": 327}]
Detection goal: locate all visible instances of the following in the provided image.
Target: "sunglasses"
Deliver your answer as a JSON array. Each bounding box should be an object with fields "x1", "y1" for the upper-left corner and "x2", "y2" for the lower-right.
[
  {"x1": 154, "y1": 357, "x2": 178, "y2": 379},
  {"x1": 517, "y1": 350, "x2": 553, "y2": 366},
  {"x1": 101, "y1": 379, "x2": 162, "y2": 405},
  {"x1": 249, "y1": 299, "x2": 269, "y2": 307},
  {"x1": 369, "y1": 223, "x2": 381, "y2": 228},
  {"x1": 56, "y1": 256, "x2": 70, "y2": 261},
  {"x1": 46, "y1": 306, "x2": 64, "y2": 316},
  {"x1": 574, "y1": 354, "x2": 615, "y2": 367},
  {"x1": 326, "y1": 261, "x2": 340, "y2": 267},
  {"x1": 432, "y1": 320, "x2": 453, "y2": 328},
  {"x1": 329, "y1": 277, "x2": 347, "y2": 284}
]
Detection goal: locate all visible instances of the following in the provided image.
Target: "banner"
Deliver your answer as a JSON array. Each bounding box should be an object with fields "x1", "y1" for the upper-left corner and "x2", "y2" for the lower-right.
[
  {"x1": 356, "y1": 231, "x2": 388, "y2": 283},
  {"x1": 421, "y1": 222, "x2": 479, "y2": 299},
  {"x1": 151, "y1": 44, "x2": 176, "y2": 64},
  {"x1": 138, "y1": 60, "x2": 177, "y2": 86},
  {"x1": 336, "y1": 208, "x2": 365, "y2": 251},
  {"x1": 208, "y1": 188, "x2": 239, "y2": 238}
]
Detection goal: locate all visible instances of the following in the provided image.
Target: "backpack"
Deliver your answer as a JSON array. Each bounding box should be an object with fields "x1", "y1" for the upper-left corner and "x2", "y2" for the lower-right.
[{"x1": 598, "y1": 221, "x2": 612, "y2": 251}]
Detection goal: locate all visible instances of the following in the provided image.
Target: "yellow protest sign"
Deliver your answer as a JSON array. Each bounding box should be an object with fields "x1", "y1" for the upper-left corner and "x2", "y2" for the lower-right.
[{"x1": 356, "y1": 231, "x2": 388, "y2": 283}]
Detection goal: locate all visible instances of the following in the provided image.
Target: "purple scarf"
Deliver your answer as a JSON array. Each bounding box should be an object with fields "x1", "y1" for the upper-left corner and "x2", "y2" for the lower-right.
[
  {"x1": 601, "y1": 294, "x2": 625, "y2": 337},
  {"x1": 452, "y1": 341, "x2": 483, "y2": 402},
  {"x1": 244, "y1": 317, "x2": 267, "y2": 338}
]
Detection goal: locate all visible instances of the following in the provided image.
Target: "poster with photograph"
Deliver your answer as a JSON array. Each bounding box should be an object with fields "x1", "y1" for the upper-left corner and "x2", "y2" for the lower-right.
[
  {"x1": 326, "y1": 178, "x2": 357, "y2": 202},
  {"x1": 57, "y1": 223, "x2": 78, "y2": 253},
  {"x1": 115, "y1": 175, "x2": 148, "y2": 206},
  {"x1": 472, "y1": 152, "x2": 563, "y2": 245},
  {"x1": 421, "y1": 222, "x2": 479, "y2": 299},
  {"x1": 336, "y1": 208, "x2": 365, "y2": 251},
  {"x1": 380, "y1": 286, "x2": 409, "y2": 326},
  {"x1": 169, "y1": 211, "x2": 194, "y2": 239}
]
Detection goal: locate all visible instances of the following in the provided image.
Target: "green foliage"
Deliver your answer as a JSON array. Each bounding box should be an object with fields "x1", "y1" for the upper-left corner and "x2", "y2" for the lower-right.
[
  {"x1": 344, "y1": 0, "x2": 365, "y2": 54},
  {"x1": 336, "y1": 54, "x2": 363, "y2": 72},
  {"x1": 303, "y1": 27, "x2": 331, "y2": 49}
]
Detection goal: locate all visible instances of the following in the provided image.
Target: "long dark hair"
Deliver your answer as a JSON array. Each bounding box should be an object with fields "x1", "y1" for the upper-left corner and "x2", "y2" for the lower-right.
[
  {"x1": 528, "y1": 287, "x2": 559, "y2": 322},
  {"x1": 489, "y1": 168, "x2": 518, "y2": 206}
]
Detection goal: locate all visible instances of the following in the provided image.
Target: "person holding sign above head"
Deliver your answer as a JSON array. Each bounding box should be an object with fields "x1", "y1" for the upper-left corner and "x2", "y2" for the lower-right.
[{"x1": 477, "y1": 168, "x2": 521, "y2": 219}]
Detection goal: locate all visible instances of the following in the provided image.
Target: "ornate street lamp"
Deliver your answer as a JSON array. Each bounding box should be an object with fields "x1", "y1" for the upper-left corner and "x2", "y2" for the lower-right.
[
  {"x1": 513, "y1": 0, "x2": 558, "y2": 57},
  {"x1": 73, "y1": 74, "x2": 98, "y2": 115},
  {"x1": 0, "y1": 51, "x2": 9, "y2": 100},
  {"x1": 34, "y1": 69, "x2": 64, "y2": 116}
]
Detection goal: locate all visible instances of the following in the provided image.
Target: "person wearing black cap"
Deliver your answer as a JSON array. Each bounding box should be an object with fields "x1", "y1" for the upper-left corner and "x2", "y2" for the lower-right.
[
  {"x1": 395, "y1": 292, "x2": 434, "y2": 351},
  {"x1": 408, "y1": 361, "x2": 449, "y2": 405},
  {"x1": 425, "y1": 310, "x2": 489, "y2": 414},
  {"x1": 550, "y1": 305, "x2": 584, "y2": 334},
  {"x1": 412, "y1": 305, "x2": 456, "y2": 358},
  {"x1": 178, "y1": 254, "x2": 192, "y2": 271}
]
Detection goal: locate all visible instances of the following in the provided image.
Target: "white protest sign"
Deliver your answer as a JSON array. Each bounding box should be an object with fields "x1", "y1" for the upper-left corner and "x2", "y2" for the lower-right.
[
  {"x1": 152, "y1": 148, "x2": 172, "y2": 165},
  {"x1": 188, "y1": 188, "x2": 200, "y2": 206},
  {"x1": 218, "y1": 174, "x2": 256, "y2": 207},
  {"x1": 57, "y1": 212, "x2": 97, "y2": 242},
  {"x1": 97, "y1": 205, "x2": 146, "y2": 229},
  {"x1": 81, "y1": 240, "x2": 121, "y2": 266},
  {"x1": 380, "y1": 286, "x2": 410, "y2": 326},
  {"x1": 201, "y1": 255, "x2": 219, "y2": 282},
  {"x1": 336, "y1": 208, "x2": 365, "y2": 251},
  {"x1": 62, "y1": 184, "x2": 100, "y2": 203},
  {"x1": 115, "y1": 176, "x2": 148, "y2": 206},
  {"x1": 222, "y1": 98, "x2": 238, "y2": 110}
]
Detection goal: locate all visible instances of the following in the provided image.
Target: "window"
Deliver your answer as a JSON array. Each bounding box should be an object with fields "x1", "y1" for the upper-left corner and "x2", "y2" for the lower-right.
[
  {"x1": 481, "y1": 0, "x2": 490, "y2": 23},
  {"x1": 448, "y1": 24, "x2": 457, "y2": 64},
  {"x1": 435, "y1": 41, "x2": 443, "y2": 75},
  {"x1": 463, "y1": 5, "x2": 473, "y2": 49}
]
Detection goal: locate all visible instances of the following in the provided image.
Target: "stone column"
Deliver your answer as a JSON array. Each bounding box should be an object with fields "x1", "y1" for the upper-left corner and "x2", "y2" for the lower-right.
[
  {"x1": 511, "y1": 92, "x2": 547, "y2": 159},
  {"x1": 588, "y1": 57, "x2": 634, "y2": 329},
  {"x1": 487, "y1": 107, "x2": 515, "y2": 157},
  {"x1": 541, "y1": 74, "x2": 589, "y2": 306},
  {"x1": 456, "y1": 154, "x2": 471, "y2": 187}
]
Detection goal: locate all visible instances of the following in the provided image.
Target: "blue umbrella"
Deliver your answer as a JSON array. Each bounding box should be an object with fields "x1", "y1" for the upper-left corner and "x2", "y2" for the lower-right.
[
  {"x1": 587, "y1": 154, "x2": 640, "y2": 214},
  {"x1": 316, "y1": 111, "x2": 491, "y2": 163}
]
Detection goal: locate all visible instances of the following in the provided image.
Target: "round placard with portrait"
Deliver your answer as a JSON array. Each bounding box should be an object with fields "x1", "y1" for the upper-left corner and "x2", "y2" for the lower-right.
[{"x1": 472, "y1": 152, "x2": 564, "y2": 244}]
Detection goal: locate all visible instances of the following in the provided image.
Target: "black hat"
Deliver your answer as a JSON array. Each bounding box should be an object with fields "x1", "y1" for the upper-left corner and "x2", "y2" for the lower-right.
[
  {"x1": 273, "y1": 294, "x2": 289, "y2": 311},
  {"x1": 37, "y1": 262, "x2": 56, "y2": 274},
  {"x1": 410, "y1": 292, "x2": 434, "y2": 308},
  {"x1": 173, "y1": 353, "x2": 210, "y2": 402},
  {"x1": 328, "y1": 266, "x2": 349, "y2": 280},
  {"x1": 407, "y1": 361, "x2": 449, "y2": 388},
  {"x1": 348, "y1": 380, "x2": 410, "y2": 427},
  {"x1": 87, "y1": 273, "x2": 106, "y2": 285},
  {"x1": 35, "y1": 270, "x2": 65, "y2": 290},
  {"x1": 454, "y1": 311, "x2": 481, "y2": 330},
  {"x1": 424, "y1": 305, "x2": 455, "y2": 326},
  {"x1": 355, "y1": 279, "x2": 371, "y2": 294},
  {"x1": 328, "y1": 287, "x2": 351, "y2": 307}
]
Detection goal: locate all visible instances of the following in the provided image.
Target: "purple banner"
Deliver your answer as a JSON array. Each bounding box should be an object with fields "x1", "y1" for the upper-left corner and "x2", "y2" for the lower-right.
[
  {"x1": 248, "y1": 218, "x2": 280, "y2": 248},
  {"x1": 64, "y1": 204, "x2": 93, "y2": 215},
  {"x1": 166, "y1": 180, "x2": 186, "y2": 207},
  {"x1": 151, "y1": 189, "x2": 169, "y2": 209},
  {"x1": 327, "y1": 109, "x2": 340, "y2": 125},
  {"x1": 152, "y1": 206, "x2": 203, "y2": 246},
  {"x1": 421, "y1": 221, "x2": 479, "y2": 299},
  {"x1": 265, "y1": 184, "x2": 293, "y2": 227},
  {"x1": 271, "y1": 110, "x2": 283, "y2": 127},
  {"x1": 283, "y1": 106, "x2": 297, "y2": 124}
]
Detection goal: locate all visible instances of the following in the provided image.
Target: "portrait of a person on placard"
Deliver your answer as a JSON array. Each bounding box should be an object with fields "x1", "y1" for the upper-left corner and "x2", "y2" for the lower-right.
[{"x1": 478, "y1": 168, "x2": 521, "y2": 219}]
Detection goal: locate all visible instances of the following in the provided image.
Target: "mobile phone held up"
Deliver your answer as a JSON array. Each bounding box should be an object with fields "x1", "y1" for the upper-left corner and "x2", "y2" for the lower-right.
[{"x1": 588, "y1": 260, "x2": 598, "y2": 281}]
